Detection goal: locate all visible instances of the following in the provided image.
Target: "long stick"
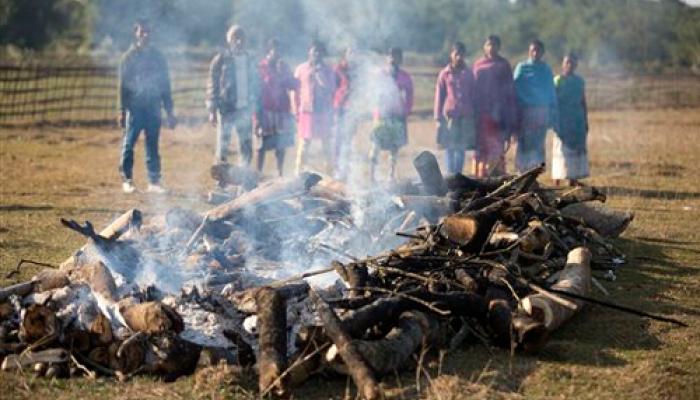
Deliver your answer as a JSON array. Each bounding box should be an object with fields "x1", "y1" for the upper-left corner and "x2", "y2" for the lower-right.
[{"x1": 545, "y1": 287, "x2": 688, "y2": 327}]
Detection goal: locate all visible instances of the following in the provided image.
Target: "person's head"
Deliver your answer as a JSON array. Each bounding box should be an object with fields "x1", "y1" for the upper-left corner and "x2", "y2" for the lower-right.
[
  {"x1": 562, "y1": 52, "x2": 578, "y2": 76},
  {"x1": 133, "y1": 20, "x2": 151, "y2": 48},
  {"x1": 450, "y1": 41, "x2": 466, "y2": 68},
  {"x1": 266, "y1": 38, "x2": 280, "y2": 62},
  {"x1": 388, "y1": 47, "x2": 403, "y2": 68},
  {"x1": 529, "y1": 39, "x2": 545, "y2": 62},
  {"x1": 308, "y1": 40, "x2": 326, "y2": 64},
  {"x1": 484, "y1": 35, "x2": 501, "y2": 59},
  {"x1": 226, "y1": 25, "x2": 246, "y2": 50}
]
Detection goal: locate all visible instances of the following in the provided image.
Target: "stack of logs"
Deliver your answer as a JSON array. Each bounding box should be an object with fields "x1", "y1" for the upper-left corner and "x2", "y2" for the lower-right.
[{"x1": 0, "y1": 151, "x2": 638, "y2": 399}]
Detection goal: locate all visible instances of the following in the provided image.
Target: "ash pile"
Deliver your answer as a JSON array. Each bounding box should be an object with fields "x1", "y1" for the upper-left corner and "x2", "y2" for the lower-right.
[{"x1": 1, "y1": 150, "x2": 656, "y2": 399}]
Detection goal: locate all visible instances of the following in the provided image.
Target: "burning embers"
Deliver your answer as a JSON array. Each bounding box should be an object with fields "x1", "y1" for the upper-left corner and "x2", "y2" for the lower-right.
[{"x1": 1, "y1": 151, "x2": 668, "y2": 399}]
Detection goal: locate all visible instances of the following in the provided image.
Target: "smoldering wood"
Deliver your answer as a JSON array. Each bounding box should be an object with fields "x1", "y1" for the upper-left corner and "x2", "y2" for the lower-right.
[
  {"x1": 255, "y1": 287, "x2": 289, "y2": 396},
  {"x1": 119, "y1": 302, "x2": 184, "y2": 335}
]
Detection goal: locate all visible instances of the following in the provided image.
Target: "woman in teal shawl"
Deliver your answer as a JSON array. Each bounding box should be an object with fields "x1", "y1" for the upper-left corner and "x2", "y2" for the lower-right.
[
  {"x1": 552, "y1": 53, "x2": 589, "y2": 185},
  {"x1": 513, "y1": 39, "x2": 558, "y2": 172}
]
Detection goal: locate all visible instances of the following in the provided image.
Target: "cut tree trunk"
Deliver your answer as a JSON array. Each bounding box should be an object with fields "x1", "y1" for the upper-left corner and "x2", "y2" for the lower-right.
[
  {"x1": 521, "y1": 247, "x2": 592, "y2": 331},
  {"x1": 255, "y1": 287, "x2": 288, "y2": 397},
  {"x1": 413, "y1": 151, "x2": 448, "y2": 196},
  {"x1": 560, "y1": 203, "x2": 634, "y2": 238},
  {"x1": 312, "y1": 291, "x2": 382, "y2": 400},
  {"x1": 326, "y1": 310, "x2": 439, "y2": 376}
]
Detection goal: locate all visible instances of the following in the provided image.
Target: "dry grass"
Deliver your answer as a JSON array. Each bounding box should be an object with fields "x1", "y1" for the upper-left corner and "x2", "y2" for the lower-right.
[{"x1": 1, "y1": 107, "x2": 700, "y2": 399}]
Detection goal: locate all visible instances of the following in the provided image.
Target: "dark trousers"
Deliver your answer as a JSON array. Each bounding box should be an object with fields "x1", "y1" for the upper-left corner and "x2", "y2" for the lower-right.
[{"x1": 120, "y1": 109, "x2": 161, "y2": 184}]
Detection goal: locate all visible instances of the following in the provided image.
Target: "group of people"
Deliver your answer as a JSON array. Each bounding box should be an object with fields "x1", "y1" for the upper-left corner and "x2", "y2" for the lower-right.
[
  {"x1": 434, "y1": 36, "x2": 589, "y2": 185},
  {"x1": 117, "y1": 20, "x2": 589, "y2": 194}
]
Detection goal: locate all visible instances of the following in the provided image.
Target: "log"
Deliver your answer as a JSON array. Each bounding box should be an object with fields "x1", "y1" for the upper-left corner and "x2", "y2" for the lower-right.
[
  {"x1": 119, "y1": 302, "x2": 184, "y2": 335},
  {"x1": 0, "y1": 280, "x2": 35, "y2": 302},
  {"x1": 560, "y1": 203, "x2": 634, "y2": 238},
  {"x1": 33, "y1": 269, "x2": 69, "y2": 292},
  {"x1": 19, "y1": 304, "x2": 59, "y2": 344},
  {"x1": 206, "y1": 172, "x2": 322, "y2": 223},
  {"x1": 1, "y1": 348, "x2": 69, "y2": 371},
  {"x1": 334, "y1": 261, "x2": 369, "y2": 298},
  {"x1": 326, "y1": 310, "x2": 439, "y2": 376},
  {"x1": 312, "y1": 291, "x2": 382, "y2": 400},
  {"x1": 548, "y1": 186, "x2": 606, "y2": 208},
  {"x1": 255, "y1": 287, "x2": 288, "y2": 396},
  {"x1": 519, "y1": 220, "x2": 551, "y2": 254},
  {"x1": 521, "y1": 247, "x2": 592, "y2": 331},
  {"x1": 99, "y1": 209, "x2": 142, "y2": 241},
  {"x1": 341, "y1": 297, "x2": 412, "y2": 338},
  {"x1": 69, "y1": 260, "x2": 118, "y2": 302},
  {"x1": 413, "y1": 151, "x2": 448, "y2": 196}
]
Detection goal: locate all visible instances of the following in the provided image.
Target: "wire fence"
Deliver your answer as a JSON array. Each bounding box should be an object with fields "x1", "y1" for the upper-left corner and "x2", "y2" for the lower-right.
[{"x1": 1, "y1": 56, "x2": 699, "y2": 126}]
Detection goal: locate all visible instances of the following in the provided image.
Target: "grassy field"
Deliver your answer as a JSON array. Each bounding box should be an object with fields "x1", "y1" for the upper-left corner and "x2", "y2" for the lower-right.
[{"x1": 1, "y1": 107, "x2": 700, "y2": 399}]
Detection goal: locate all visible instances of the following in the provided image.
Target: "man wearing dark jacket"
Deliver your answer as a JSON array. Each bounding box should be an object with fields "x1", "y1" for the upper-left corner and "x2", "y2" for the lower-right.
[
  {"x1": 118, "y1": 20, "x2": 176, "y2": 194},
  {"x1": 206, "y1": 25, "x2": 260, "y2": 166}
]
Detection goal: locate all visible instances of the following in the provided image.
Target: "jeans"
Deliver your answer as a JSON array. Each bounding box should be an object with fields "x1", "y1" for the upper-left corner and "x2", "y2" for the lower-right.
[
  {"x1": 445, "y1": 149, "x2": 465, "y2": 175},
  {"x1": 120, "y1": 109, "x2": 161, "y2": 184},
  {"x1": 216, "y1": 109, "x2": 253, "y2": 166}
]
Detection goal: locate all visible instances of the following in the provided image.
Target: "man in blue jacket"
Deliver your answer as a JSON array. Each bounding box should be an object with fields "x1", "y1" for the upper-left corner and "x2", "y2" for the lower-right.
[{"x1": 118, "y1": 19, "x2": 177, "y2": 194}]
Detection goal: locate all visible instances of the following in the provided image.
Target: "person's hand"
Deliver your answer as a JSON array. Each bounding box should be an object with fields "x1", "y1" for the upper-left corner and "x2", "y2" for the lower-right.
[
  {"x1": 209, "y1": 112, "x2": 218, "y2": 127},
  {"x1": 165, "y1": 113, "x2": 177, "y2": 129},
  {"x1": 435, "y1": 118, "x2": 444, "y2": 130},
  {"x1": 252, "y1": 118, "x2": 262, "y2": 137},
  {"x1": 117, "y1": 112, "x2": 126, "y2": 129}
]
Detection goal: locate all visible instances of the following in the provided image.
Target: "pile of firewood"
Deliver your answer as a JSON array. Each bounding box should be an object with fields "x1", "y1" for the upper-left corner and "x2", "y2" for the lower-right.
[{"x1": 1, "y1": 151, "x2": 653, "y2": 399}]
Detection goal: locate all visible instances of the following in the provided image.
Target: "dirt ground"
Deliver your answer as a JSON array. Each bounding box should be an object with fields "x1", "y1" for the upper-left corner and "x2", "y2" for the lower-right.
[{"x1": 1, "y1": 108, "x2": 700, "y2": 399}]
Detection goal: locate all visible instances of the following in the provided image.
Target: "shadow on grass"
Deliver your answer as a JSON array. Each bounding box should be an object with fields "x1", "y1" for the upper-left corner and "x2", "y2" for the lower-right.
[{"x1": 599, "y1": 185, "x2": 700, "y2": 200}]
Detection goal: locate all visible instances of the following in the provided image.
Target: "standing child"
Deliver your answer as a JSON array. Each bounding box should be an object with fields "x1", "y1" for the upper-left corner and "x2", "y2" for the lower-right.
[
  {"x1": 434, "y1": 41, "x2": 477, "y2": 175},
  {"x1": 293, "y1": 40, "x2": 336, "y2": 175},
  {"x1": 513, "y1": 39, "x2": 558, "y2": 172},
  {"x1": 370, "y1": 47, "x2": 414, "y2": 182},
  {"x1": 552, "y1": 53, "x2": 589, "y2": 186},
  {"x1": 256, "y1": 38, "x2": 297, "y2": 177}
]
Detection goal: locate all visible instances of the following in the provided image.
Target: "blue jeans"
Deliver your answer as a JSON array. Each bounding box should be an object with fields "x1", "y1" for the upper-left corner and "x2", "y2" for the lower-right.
[
  {"x1": 120, "y1": 109, "x2": 161, "y2": 184},
  {"x1": 445, "y1": 149, "x2": 465, "y2": 175},
  {"x1": 216, "y1": 109, "x2": 253, "y2": 165}
]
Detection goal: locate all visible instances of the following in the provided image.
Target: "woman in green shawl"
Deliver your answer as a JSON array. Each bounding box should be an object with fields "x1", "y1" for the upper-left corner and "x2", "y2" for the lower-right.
[{"x1": 552, "y1": 53, "x2": 589, "y2": 186}]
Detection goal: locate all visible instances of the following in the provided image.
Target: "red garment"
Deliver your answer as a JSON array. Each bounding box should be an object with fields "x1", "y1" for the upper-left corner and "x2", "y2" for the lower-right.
[
  {"x1": 374, "y1": 67, "x2": 413, "y2": 120},
  {"x1": 293, "y1": 61, "x2": 336, "y2": 114},
  {"x1": 333, "y1": 61, "x2": 352, "y2": 110},
  {"x1": 475, "y1": 114, "x2": 505, "y2": 164},
  {"x1": 434, "y1": 64, "x2": 476, "y2": 121},
  {"x1": 472, "y1": 55, "x2": 517, "y2": 131},
  {"x1": 258, "y1": 58, "x2": 297, "y2": 135}
]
